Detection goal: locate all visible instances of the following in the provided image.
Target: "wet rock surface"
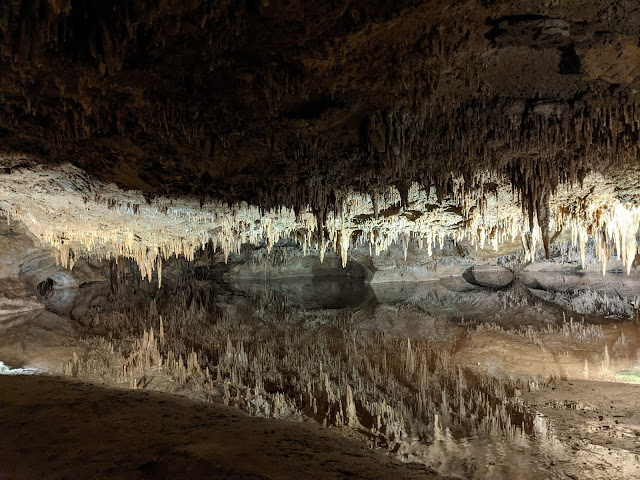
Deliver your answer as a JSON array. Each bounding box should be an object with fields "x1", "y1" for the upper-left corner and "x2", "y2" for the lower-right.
[
  {"x1": 0, "y1": 375, "x2": 442, "y2": 480},
  {"x1": 463, "y1": 265, "x2": 515, "y2": 289}
]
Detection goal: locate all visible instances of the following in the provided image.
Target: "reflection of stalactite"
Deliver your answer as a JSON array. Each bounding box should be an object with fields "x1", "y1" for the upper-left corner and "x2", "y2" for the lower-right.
[
  {"x1": 68, "y1": 288, "x2": 562, "y2": 477},
  {"x1": 537, "y1": 189, "x2": 551, "y2": 260}
]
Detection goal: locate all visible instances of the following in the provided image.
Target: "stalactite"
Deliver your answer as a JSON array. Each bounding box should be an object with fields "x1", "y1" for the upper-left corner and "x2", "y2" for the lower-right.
[{"x1": 1, "y1": 161, "x2": 639, "y2": 282}]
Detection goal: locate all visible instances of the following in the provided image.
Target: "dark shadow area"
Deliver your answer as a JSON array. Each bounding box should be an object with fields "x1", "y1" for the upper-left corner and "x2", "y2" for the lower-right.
[
  {"x1": 36, "y1": 277, "x2": 54, "y2": 298},
  {"x1": 231, "y1": 276, "x2": 374, "y2": 310}
]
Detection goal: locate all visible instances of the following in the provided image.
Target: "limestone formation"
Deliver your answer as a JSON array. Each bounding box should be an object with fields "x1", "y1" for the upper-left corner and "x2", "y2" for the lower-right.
[
  {"x1": 1, "y1": 159, "x2": 638, "y2": 282},
  {"x1": 0, "y1": 1, "x2": 637, "y2": 266}
]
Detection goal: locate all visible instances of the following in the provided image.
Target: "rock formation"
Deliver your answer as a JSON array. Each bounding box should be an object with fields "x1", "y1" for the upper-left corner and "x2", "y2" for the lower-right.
[{"x1": 0, "y1": 0, "x2": 637, "y2": 276}]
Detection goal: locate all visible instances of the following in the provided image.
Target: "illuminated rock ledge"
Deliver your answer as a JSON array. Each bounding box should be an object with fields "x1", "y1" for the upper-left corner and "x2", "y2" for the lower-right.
[{"x1": 1, "y1": 157, "x2": 638, "y2": 282}]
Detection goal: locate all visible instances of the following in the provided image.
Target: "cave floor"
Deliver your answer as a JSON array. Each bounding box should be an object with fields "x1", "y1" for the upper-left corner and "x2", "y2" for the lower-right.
[
  {"x1": 1, "y1": 374, "x2": 638, "y2": 480},
  {"x1": 523, "y1": 380, "x2": 640, "y2": 480},
  {"x1": 0, "y1": 374, "x2": 442, "y2": 480}
]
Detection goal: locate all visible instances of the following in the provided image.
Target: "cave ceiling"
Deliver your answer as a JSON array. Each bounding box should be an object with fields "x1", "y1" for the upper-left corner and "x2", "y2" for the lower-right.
[{"x1": 1, "y1": 0, "x2": 638, "y2": 205}]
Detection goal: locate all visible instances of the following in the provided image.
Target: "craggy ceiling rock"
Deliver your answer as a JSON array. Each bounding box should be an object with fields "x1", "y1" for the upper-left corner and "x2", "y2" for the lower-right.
[{"x1": 0, "y1": 0, "x2": 638, "y2": 213}]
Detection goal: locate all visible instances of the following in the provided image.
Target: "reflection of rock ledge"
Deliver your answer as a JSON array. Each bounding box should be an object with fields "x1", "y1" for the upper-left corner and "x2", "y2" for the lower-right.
[
  {"x1": 224, "y1": 252, "x2": 373, "y2": 281},
  {"x1": 0, "y1": 297, "x2": 44, "y2": 317},
  {"x1": 463, "y1": 265, "x2": 514, "y2": 289},
  {"x1": 230, "y1": 277, "x2": 374, "y2": 310},
  {"x1": 225, "y1": 241, "x2": 476, "y2": 284}
]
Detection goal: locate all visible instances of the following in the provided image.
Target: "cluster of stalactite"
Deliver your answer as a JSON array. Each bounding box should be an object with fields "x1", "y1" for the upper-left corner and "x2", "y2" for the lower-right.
[
  {"x1": 1, "y1": 0, "x2": 638, "y2": 213},
  {"x1": 260, "y1": 94, "x2": 640, "y2": 253},
  {"x1": 1, "y1": 161, "x2": 638, "y2": 284},
  {"x1": 0, "y1": 0, "x2": 248, "y2": 174}
]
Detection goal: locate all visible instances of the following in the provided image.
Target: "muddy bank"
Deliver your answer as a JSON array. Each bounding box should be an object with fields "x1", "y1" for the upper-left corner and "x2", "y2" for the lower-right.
[{"x1": 524, "y1": 380, "x2": 640, "y2": 480}]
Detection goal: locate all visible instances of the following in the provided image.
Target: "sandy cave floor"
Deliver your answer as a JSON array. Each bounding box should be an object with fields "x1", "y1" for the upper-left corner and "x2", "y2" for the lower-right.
[
  {"x1": 0, "y1": 374, "x2": 444, "y2": 480},
  {"x1": 523, "y1": 380, "x2": 640, "y2": 480},
  {"x1": 0, "y1": 373, "x2": 638, "y2": 479}
]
